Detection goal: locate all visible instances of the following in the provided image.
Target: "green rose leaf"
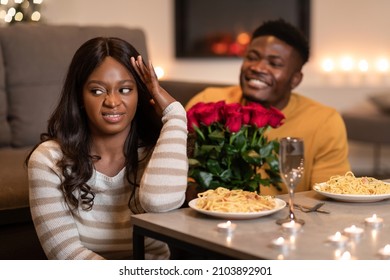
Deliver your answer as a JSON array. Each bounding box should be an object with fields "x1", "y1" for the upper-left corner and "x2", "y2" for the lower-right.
[{"x1": 242, "y1": 149, "x2": 262, "y2": 165}]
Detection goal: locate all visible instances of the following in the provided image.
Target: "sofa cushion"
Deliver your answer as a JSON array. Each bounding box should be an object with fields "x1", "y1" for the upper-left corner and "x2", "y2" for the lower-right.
[
  {"x1": 0, "y1": 40, "x2": 12, "y2": 147},
  {"x1": 0, "y1": 24, "x2": 149, "y2": 147}
]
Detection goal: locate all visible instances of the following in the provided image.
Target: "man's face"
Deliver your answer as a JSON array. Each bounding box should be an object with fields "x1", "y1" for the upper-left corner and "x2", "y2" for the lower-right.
[{"x1": 239, "y1": 36, "x2": 303, "y2": 109}]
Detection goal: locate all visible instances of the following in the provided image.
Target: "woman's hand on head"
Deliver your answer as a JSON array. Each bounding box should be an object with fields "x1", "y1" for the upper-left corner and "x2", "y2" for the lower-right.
[{"x1": 131, "y1": 55, "x2": 176, "y2": 115}]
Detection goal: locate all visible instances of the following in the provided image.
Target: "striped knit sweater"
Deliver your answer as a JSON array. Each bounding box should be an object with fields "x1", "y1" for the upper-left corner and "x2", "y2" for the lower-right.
[{"x1": 28, "y1": 102, "x2": 188, "y2": 260}]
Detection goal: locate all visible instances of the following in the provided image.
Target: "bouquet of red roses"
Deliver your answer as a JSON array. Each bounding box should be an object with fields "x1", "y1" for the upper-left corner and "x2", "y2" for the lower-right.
[{"x1": 187, "y1": 101, "x2": 285, "y2": 193}]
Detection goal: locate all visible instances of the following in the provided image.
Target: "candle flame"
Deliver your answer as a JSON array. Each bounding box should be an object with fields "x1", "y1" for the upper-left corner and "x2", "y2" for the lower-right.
[
  {"x1": 340, "y1": 251, "x2": 352, "y2": 260},
  {"x1": 276, "y1": 237, "x2": 285, "y2": 244}
]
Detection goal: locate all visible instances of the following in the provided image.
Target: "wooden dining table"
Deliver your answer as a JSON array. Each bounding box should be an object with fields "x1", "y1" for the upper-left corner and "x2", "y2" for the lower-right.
[{"x1": 131, "y1": 189, "x2": 390, "y2": 260}]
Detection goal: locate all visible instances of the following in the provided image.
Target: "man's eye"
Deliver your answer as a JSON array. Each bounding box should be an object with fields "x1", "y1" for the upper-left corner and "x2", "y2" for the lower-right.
[
  {"x1": 246, "y1": 54, "x2": 258, "y2": 61},
  {"x1": 270, "y1": 61, "x2": 283, "y2": 68}
]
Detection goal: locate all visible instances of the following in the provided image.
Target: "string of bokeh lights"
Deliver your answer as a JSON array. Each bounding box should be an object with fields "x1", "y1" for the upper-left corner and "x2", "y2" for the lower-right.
[{"x1": 0, "y1": 0, "x2": 43, "y2": 23}]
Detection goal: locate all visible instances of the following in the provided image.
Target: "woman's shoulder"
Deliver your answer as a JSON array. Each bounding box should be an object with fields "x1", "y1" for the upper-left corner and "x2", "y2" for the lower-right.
[
  {"x1": 35, "y1": 140, "x2": 61, "y2": 151},
  {"x1": 30, "y1": 140, "x2": 63, "y2": 162}
]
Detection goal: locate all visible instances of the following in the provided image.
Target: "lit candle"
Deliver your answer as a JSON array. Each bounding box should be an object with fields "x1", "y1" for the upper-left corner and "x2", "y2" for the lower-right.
[
  {"x1": 281, "y1": 220, "x2": 302, "y2": 234},
  {"x1": 343, "y1": 225, "x2": 364, "y2": 240},
  {"x1": 378, "y1": 244, "x2": 390, "y2": 260},
  {"x1": 217, "y1": 221, "x2": 236, "y2": 234},
  {"x1": 328, "y1": 231, "x2": 348, "y2": 247},
  {"x1": 365, "y1": 214, "x2": 384, "y2": 228},
  {"x1": 271, "y1": 237, "x2": 289, "y2": 249}
]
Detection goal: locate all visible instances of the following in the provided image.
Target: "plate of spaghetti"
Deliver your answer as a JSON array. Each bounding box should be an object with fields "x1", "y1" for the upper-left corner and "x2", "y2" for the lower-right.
[
  {"x1": 188, "y1": 187, "x2": 286, "y2": 219},
  {"x1": 313, "y1": 171, "x2": 390, "y2": 202}
]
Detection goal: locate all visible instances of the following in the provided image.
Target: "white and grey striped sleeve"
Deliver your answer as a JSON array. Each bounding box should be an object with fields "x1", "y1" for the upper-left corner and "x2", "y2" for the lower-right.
[{"x1": 139, "y1": 101, "x2": 188, "y2": 212}]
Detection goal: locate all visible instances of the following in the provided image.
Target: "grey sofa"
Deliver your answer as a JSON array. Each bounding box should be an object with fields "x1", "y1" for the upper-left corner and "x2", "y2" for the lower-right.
[
  {"x1": 0, "y1": 23, "x2": 226, "y2": 259},
  {"x1": 341, "y1": 96, "x2": 390, "y2": 177}
]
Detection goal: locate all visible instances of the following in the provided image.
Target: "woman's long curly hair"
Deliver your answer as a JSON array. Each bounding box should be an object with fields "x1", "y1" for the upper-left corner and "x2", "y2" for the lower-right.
[{"x1": 26, "y1": 37, "x2": 162, "y2": 213}]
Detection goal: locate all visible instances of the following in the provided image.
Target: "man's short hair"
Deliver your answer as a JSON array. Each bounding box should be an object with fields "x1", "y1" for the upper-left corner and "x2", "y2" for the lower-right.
[{"x1": 251, "y1": 18, "x2": 310, "y2": 64}]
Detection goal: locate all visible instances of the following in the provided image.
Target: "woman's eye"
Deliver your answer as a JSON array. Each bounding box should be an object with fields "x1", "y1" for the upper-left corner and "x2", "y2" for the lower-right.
[
  {"x1": 120, "y1": 88, "x2": 131, "y2": 94},
  {"x1": 91, "y1": 88, "x2": 105, "y2": 95}
]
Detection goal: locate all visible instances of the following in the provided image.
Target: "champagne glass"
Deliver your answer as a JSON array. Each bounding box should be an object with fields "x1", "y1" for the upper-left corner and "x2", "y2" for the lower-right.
[{"x1": 276, "y1": 137, "x2": 305, "y2": 225}]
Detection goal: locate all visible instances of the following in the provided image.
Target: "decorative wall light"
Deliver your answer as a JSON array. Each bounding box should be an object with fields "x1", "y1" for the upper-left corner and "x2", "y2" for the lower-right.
[
  {"x1": 319, "y1": 55, "x2": 390, "y2": 86},
  {"x1": 321, "y1": 56, "x2": 390, "y2": 74}
]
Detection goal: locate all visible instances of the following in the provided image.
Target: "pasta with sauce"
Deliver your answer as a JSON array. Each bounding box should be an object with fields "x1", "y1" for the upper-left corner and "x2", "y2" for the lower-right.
[
  {"x1": 196, "y1": 187, "x2": 276, "y2": 213},
  {"x1": 315, "y1": 171, "x2": 390, "y2": 195}
]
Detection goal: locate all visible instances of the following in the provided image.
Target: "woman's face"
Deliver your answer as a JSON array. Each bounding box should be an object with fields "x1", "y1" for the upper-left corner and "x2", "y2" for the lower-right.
[{"x1": 82, "y1": 56, "x2": 138, "y2": 138}]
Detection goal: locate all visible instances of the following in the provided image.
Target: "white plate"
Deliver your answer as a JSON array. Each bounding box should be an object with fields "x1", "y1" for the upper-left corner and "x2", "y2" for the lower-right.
[
  {"x1": 188, "y1": 198, "x2": 286, "y2": 220},
  {"x1": 313, "y1": 182, "x2": 390, "y2": 203}
]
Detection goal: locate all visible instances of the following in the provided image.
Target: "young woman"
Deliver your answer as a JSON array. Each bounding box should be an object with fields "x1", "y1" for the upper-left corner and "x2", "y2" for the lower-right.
[{"x1": 26, "y1": 37, "x2": 188, "y2": 260}]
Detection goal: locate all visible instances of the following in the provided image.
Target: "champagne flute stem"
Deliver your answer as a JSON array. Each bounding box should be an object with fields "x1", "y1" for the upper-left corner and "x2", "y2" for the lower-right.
[{"x1": 288, "y1": 185, "x2": 296, "y2": 221}]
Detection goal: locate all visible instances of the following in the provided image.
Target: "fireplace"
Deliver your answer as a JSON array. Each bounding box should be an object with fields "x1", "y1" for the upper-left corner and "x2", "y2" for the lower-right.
[{"x1": 175, "y1": 0, "x2": 310, "y2": 59}]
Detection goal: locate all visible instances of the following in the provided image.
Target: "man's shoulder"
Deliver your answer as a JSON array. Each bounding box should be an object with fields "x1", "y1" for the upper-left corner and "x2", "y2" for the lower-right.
[
  {"x1": 293, "y1": 93, "x2": 338, "y2": 113},
  {"x1": 186, "y1": 85, "x2": 241, "y2": 109},
  {"x1": 198, "y1": 85, "x2": 241, "y2": 100},
  {"x1": 290, "y1": 94, "x2": 345, "y2": 129}
]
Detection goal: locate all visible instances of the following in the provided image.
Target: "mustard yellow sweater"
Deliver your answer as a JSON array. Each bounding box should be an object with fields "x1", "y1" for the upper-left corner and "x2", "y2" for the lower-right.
[{"x1": 186, "y1": 86, "x2": 350, "y2": 195}]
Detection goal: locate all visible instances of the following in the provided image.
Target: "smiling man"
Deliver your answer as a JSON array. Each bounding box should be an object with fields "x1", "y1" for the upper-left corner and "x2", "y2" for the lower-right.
[{"x1": 185, "y1": 19, "x2": 350, "y2": 195}]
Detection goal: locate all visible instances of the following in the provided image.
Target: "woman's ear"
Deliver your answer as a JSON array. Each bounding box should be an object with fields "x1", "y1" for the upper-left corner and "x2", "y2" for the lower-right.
[{"x1": 290, "y1": 71, "x2": 303, "y2": 90}]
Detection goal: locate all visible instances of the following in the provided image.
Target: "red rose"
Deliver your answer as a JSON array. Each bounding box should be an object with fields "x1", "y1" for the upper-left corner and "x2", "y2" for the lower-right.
[
  {"x1": 222, "y1": 103, "x2": 243, "y2": 132},
  {"x1": 187, "y1": 102, "x2": 205, "y2": 132},
  {"x1": 225, "y1": 111, "x2": 242, "y2": 132},
  {"x1": 223, "y1": 103, "x2": 241, "y2": 115},
  {"x1": 268, "y1": 106, "x2": 285, "y2": 128},
  {"x1": 241, "y1": 106, "x2": 251, "y2": 125},
  {"x1": 245, "y1": 102, "x2": 269, "y2": 128},
  {"x1": 196, "y1": 101, "x2": 224, "y2": 126}
]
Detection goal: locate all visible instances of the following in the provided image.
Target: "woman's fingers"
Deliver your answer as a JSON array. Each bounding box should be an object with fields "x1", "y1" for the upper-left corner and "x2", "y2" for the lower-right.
[
  {"x1": 130, "y1": 56, "x2": 143, "y2": 82},
  {"x1": 131, "y1": 56, "x2": 156, "y2": 89},
  {"x1": 131, "y1": 55, "x2": 176, "y2": 112}
]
